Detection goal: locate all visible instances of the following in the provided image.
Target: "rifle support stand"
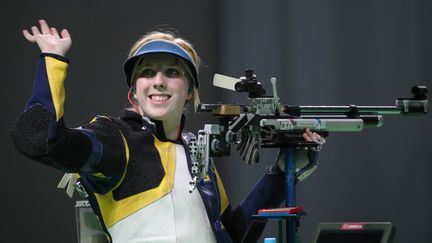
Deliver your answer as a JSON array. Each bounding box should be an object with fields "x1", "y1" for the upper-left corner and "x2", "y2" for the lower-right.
[{"x1": 252, "y1": 147, "x2": 304, "y2": 243}]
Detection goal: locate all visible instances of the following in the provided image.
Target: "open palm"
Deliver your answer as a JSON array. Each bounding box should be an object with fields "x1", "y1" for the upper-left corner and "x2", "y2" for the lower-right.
[{"x1": 23, "y1": 19, "x2": 72, "y2": 57}]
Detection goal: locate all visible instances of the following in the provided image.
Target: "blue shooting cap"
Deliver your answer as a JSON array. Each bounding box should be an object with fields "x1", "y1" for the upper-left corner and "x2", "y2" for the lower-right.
[{"x1": 123, "y1": 39, "x2": 199, "y2": 88}]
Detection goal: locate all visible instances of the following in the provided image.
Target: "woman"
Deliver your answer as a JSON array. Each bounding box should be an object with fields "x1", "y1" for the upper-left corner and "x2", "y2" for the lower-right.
[{"x1": 12, "y1": 19, "x2": 324, "y2": 243}]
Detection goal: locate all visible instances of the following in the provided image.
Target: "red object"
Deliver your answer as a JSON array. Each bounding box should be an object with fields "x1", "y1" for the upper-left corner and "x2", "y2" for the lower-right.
[{"x1": 258, "y1": 206, "x2": 304, "y2": 214}]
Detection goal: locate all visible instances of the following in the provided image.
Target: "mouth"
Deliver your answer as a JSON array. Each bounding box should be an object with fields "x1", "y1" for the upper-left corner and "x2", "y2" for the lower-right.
[{"x1": 149, "y1": 94, "x2": 171, "y2": 101}]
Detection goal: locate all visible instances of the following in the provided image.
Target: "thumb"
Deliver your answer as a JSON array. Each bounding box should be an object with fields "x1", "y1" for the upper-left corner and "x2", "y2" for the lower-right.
[{"x1": 60, "y1": 29, "x2": 71, "y2": 39}]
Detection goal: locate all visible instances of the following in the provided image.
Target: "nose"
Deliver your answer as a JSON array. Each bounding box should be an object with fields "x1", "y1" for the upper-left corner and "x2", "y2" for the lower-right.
[{"x1": 153, "y1": 72, "x2": 167, "y2": 89}]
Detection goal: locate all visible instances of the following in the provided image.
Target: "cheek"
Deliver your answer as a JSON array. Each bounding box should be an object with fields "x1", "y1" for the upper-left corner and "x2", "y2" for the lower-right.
[
  {"x1": 135, "y1": 79, "x2": 144, "y2": 90},
  {"x1": 135, "y1": 77, "x2": 153, "y2": 87},
  {"x1": 176, "y1": 79, "x2": 192, "y2": 96},
  {"x1": 134, "y1": 79, "x2": 150, "y2": 95}
]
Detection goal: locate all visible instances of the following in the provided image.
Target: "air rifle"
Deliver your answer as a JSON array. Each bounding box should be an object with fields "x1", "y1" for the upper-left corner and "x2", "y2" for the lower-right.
[{"x1": 187, "y1": 69, "x2": 428, "y2": 192}]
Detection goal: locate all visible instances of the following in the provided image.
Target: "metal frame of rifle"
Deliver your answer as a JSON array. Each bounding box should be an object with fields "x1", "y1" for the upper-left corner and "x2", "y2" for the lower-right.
[{"x1": 190, "y1": 69, "x2": 428, "y2": 243}]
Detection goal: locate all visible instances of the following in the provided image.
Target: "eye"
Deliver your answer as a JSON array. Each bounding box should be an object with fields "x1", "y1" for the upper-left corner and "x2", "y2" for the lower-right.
[
  {"x1": 164, "y1": 67, "x2": 183, "y2": 77},
  {"x1": 140, "y1": 68, "x2": 156, "y2": 78}
]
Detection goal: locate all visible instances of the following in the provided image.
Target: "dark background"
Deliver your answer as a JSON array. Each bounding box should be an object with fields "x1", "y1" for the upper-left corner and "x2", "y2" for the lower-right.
[{"x1": 1, "y1": 0, "x2": 431, "y2": 242}]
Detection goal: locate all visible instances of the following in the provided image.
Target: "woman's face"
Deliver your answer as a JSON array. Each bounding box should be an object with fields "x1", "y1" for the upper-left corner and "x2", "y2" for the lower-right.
[{"x1": 133, "y1": 53, "x2": 192, "y2": 122}]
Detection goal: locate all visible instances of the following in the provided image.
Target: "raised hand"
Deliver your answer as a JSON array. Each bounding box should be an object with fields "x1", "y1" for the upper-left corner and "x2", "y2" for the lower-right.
[{"x1": 22, "y1": 19, "x2": 72, "y2": 57}]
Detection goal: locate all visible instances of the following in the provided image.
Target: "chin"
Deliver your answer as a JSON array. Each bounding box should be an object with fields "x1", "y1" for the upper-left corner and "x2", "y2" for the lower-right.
[
  {"x1": 142, "y1": 106, "x2": 182, "y2": 121},
  {"x1": 146, "y1": 111, "x2": 173, "y2": 121},
  {"x1": 146, "y1": 114, "x2": 166, "y2": 120}
]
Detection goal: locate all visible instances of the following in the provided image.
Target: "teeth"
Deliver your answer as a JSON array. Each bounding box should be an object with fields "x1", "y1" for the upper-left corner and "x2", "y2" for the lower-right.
[{"x1": 150, "y1": 95, "x2": 170, "y2": 101}]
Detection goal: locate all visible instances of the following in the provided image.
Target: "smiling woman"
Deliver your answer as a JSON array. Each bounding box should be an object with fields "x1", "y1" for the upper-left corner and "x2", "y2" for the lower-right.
[
  {"x1": 124, "y1": 32, "x2": 202, "y2": 113},
  {"x1": 132, "y1": 53, "x2": 192, "y2": 139},
  {"x1": 11, "y1": 19, "x2": 325, "y2": 243}
]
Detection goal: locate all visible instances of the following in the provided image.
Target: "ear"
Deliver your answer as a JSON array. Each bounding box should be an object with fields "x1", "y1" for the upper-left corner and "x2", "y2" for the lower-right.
[
  {"x1": 130, "y1": 86, "x2": 137, "y2": 98},
  {"x1": 186, "y1": 84, "x2": 194, "y2": 101}
]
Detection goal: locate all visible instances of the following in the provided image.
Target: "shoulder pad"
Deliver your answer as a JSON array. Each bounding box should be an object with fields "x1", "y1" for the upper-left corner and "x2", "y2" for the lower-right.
[{"x1": 90, "y1": 115, "x2": 113, "y2": 123}]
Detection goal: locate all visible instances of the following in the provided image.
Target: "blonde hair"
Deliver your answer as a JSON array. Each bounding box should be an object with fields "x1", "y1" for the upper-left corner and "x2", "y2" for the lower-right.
[{"x1": 128, "y1": 31, "x2": 201, "y2": 111}]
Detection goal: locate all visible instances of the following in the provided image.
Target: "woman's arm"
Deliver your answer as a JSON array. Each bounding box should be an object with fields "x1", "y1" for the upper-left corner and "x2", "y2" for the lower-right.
[{"x1": 11, "y1": 20, "x2": 126, "y2": 185}]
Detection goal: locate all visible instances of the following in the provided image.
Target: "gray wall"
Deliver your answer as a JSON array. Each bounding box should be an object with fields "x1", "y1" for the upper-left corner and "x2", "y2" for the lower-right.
[{"x1": 1, "y1": 0, "x2": 431, "y2": 242}]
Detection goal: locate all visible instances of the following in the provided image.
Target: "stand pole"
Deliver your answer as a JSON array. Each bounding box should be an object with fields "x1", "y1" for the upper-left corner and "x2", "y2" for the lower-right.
[{"x1": 285, "y1": 147, "x2": 297, "y2": 243}]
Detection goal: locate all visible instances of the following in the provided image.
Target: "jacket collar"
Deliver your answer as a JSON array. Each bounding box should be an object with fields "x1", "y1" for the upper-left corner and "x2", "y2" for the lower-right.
[{"x1": 121, "y1": 109, "x2": 186, "y2": 143}]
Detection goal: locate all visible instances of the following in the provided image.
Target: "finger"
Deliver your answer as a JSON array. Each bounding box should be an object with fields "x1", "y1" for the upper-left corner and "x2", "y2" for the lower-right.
[
  {"x1": 22, "y1": 29, "x2": 35, "y2": 42},
  {"x1": 312, "y1": 132, "x2": 321, "y2": 141},
  {"x1": 60, "y1": 29, "x2": 70, "y2": 39},
  {"x1": 305, "y1": 128, "x2": 314, "y2": 137},
  {"x1": 303, "y1": 132, "x2": 313, "y2": 141},
  {"x1": 303, "y1": 128, "x2": 314, "y2": 141},
  {"x1": 31, "y1": 26, "x2": 41, "y2": 36},
  {"x1": 39, "y1": 19, "x2": 50, "y2": 35},
  {"x1": 320, "y1": 137, "x2": 326, "y2": 144},
  {"x1": 50, "y1": 27, "x2": 60, "y2": 38}
]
